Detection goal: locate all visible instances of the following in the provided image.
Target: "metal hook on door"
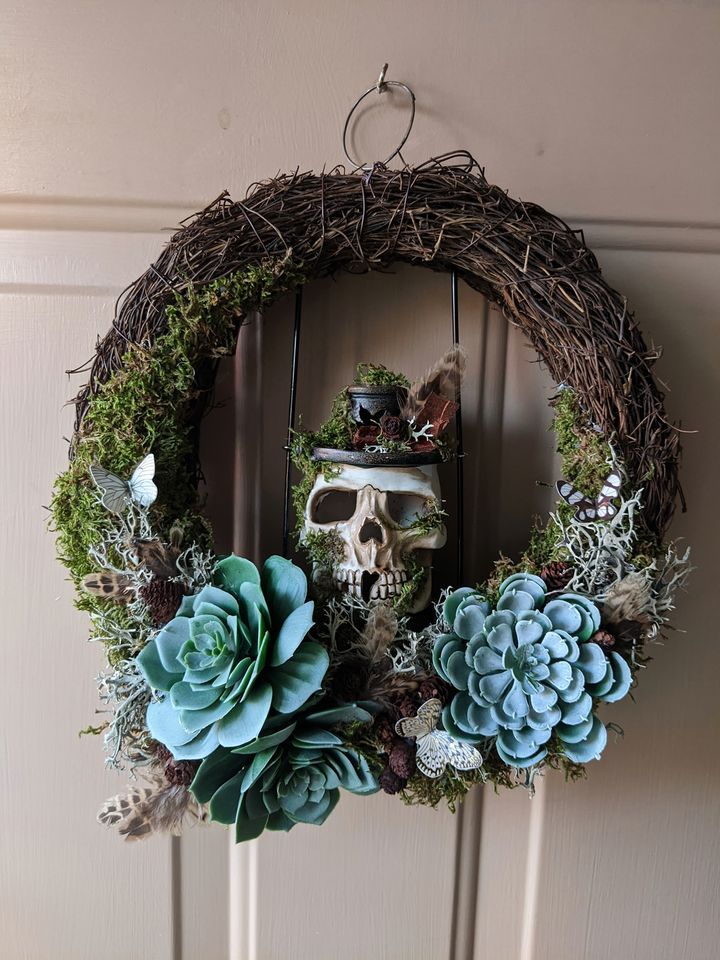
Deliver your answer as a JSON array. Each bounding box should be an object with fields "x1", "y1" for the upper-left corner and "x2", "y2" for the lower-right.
[{"x1": 342, "y1": 63, "x2": 416, "y2": 170}]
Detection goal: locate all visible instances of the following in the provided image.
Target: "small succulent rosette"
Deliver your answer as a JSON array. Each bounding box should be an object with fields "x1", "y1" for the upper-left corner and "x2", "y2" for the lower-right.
[
  {"x1": 136, "y1": 555, "x2": 329, "y2": 760},
  {"x1": 191, "y1": 705, "x2": 379, "y2": 841},
  {"x1": 433, "y1": 573, "x2": 632, "y2": 768}
]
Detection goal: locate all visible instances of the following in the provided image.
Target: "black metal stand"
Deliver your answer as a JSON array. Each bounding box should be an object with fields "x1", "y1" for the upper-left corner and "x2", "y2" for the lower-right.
[
  {"x1": 282, "y1": 288, "x2": 303, "y2": 558},
  {"x1": 451, "y1": 271, "x2": 464, "y2": 585}
]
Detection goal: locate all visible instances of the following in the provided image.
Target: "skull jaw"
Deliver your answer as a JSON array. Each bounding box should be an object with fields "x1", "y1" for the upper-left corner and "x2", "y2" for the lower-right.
[{"x1": 330, "y1": 549, "x2": 434, "y2": 613}]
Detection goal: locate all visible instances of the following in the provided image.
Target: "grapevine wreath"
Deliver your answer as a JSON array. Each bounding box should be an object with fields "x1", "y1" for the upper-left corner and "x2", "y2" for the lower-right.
[{"x1": 51, "y1": 153, "x2": 689, "y2": 842}]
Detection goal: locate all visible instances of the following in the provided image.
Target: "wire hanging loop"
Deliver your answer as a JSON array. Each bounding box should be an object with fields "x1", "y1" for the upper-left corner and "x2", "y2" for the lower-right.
[{"x1": 342, "y1": 63, "x2": 416, "y2": 170}]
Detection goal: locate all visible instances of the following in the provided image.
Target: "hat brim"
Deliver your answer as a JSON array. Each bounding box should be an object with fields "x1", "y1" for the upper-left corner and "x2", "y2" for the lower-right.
[{"x1": 312, "y1": 446, "x2": 443, "y2": 467}]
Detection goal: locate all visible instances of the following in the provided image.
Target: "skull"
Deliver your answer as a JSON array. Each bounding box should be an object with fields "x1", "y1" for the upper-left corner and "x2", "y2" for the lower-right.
[{"x1": 301, "y1": 463, "x2": 447, "y2": 613}]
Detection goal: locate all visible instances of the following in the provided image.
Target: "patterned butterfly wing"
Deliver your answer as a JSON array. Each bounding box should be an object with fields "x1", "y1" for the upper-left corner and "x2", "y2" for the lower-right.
[
  {"x1": 556, "y1": 479, "x2": 585, "y2": 507},
  {"x1": 395, "y1": 697, "x2": 442, "y2": 739},
  {"x1": 415, "y1": 731, "x2": 451, "y2": 778},
  {"x1": 594, "y1": 471, "x2": 621, "y2": 520},
  {"x1": 128, "y1": 453, "x2": 158, "y2": 507},
  {"x1": 557, "y1": 479, "x2": 596, "y2": 523},
  {"x1": 395, "y1": 714, "x2": 433, "y2": 739},
  {"x1": 575, "y1": 503, "x2": 598, "y2": 522},
  {"x1": 89, "y1": 464, "x2": 131, "y2": 514},
  {"x1": 414, "y1": 730, "x2": 483, "y2": 779},
  {"x1": 443, "y1": 733, "x2": 484, "y2": 772},
  {"x1": 599, "y1": 472, "x2": 622, "y2": 500}
]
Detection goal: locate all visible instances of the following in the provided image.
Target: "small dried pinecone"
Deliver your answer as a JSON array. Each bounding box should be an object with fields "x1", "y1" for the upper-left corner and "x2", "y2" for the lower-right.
[
  {"x1": 139, "y1": 578, "x2": 186, "y2": 626},
  {"x1": 394, "y1": 694, "x2": 419, "y2": 720},
  {"x1": 419, "y1": 675, "x2": 452, "y2": 705},
  {"x1": 155, "y1": 744, "x2": 198, "y2": 786},
  {"x1": 591, "y1": 628, "x2": 616, "y2": 652},
  {"x1": 540, "y1": 561, "x2": 573, "y2": 591},
  {"x1": 373, "y1": 715, "x2": 397, "y2": 750},
  {"x1": 389, "y1": 739, "x2": 417, "y2": 779},
  {"x1": 379, "y1": 764, "x2": 406, "y2": 795}
]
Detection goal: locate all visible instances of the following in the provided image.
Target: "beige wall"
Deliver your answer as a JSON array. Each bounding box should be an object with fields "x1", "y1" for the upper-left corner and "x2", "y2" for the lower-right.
[{"x1": 2, "y1": 2, "x2": 719, "y2": 958}]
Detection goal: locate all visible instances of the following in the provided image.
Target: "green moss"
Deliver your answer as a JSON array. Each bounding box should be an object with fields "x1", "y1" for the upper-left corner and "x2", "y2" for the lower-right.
[
  {"x1": 51, "y1": 260, "x2": 304, "y2": 646},
  {"x1": 341, "y1": 722, "x2": 386, "y2": 777},
  {"x1": 406, "y1": 498, "x2": 447, "y2": 537},
  {"x1": 369, "y1": 438, "x2": 412, "y2": 454},
  {"x1": 302, "y1": 529, "x2": 345, "y2": 571},
  {"x1": 78, "y1": 723, "x2": 106, "y2": 737},
  {"x1": 553, "y1": 389, "x2": 613, "y2": 496},
  {"x1": 545, "y1": 739, "x2": 589, "y2": 782},
  {"x1": 354, "y1": 363, "x2": 410, "y2": 388},
  {"x1": 401, "y1": 766, "x2": 487, "y2": 810},
  {"x1": 394, "y1": 552, "x2": 426, "y2": 614}
]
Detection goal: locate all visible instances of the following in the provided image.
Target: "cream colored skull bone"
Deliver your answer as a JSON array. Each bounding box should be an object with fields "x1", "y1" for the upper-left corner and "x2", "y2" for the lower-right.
[{"x1": 302, "y1": 462, "x2": 447, "y2": 613}]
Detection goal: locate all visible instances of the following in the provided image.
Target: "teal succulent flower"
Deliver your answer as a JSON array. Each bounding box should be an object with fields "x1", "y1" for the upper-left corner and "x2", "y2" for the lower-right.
[
  {"x1": 433, "y1": 573, "x2": 632, "y2": 768},
  {"x1": 191, "y1": 705, "x2": 379, "y2": 841},
  {"x1": 136, "y1": 555, "x2": 329, "y2": 760}
]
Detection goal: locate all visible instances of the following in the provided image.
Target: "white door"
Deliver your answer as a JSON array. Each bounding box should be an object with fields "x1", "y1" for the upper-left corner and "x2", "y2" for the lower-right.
[{"x1": 2, "y1": 3, "x2": 719, "y2": 958}]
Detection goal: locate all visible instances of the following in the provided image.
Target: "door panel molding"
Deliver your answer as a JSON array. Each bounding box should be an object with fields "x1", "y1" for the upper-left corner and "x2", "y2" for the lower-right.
[{"x1": 3, "y1": 208, "x2": 720, "y2": 253}]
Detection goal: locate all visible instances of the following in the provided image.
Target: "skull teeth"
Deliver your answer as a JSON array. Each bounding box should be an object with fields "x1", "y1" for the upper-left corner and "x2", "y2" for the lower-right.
[{"x1": 335, "y1": 569, "x2": 408, "y2": 600}]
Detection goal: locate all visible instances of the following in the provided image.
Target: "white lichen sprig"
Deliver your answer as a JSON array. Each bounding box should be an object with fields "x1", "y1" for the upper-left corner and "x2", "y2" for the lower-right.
[
  {"x1": 97, "y1": 660, "x2": 153, "y2": 769},
  {"x1": 319, "y1": 592, "x2": 432, "y2": 673},
  {"x1": 175, "y1": 541, "x2": 215, "y2": 593},
  {"x1": 553, "y1": 485, "x2": 691, "y2": 642},
  {"x1": 84, "y1": 500, "x2": 215, "y2": 770},
  {"x1": 388, "y1": 628, "x2": 433, "y2": 674},
  {"x1": 553, "y1": 487, "x2": 644, "y2": 595}
]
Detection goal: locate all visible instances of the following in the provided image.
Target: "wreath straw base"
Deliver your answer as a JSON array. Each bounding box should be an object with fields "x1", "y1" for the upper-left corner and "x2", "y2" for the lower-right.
[{"x1": 51, "y1": 154, "x2": 688, "y2": 840}]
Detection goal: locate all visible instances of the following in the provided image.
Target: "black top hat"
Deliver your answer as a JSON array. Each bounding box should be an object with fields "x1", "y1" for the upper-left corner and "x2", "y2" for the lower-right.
[{"x1": 312, "y1": 352, "x2": 464, "y2": 468}]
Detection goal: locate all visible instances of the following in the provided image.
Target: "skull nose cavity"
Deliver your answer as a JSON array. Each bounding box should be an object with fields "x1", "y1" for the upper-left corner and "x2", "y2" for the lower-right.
[{"x1": 359, "y1": 519, "x2": 384, "y2": 544}]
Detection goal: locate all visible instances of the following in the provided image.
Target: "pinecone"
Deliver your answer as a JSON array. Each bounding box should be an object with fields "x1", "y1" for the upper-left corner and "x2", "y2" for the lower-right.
[
  {"x1": 389, "y1": 740, "x2": 417, "y2": 779},
  {"x1": 154, "y1": 744, "x2": 198, "y2": 786},
  {"x1": 591, "y1": 628, "x2": 616, "y2": 652},
  {"x1": 373, "y1": 715, "x2": 396, "y2": 750},
  {"x1": 419, "y1": 675, "x2": 452, "y2": 705},
  {"x1": 139, "y1": 578, "x2": 186, "y2": 626},
  {"x1": 394, "y1": 694, "x2": 419, "y2": 720},
  {"x1": 379, "y1": 764, "x2": 406, "y2": 795},
  {"x1": 540, "y1": 561, "x2": 573, "y2": 591}
]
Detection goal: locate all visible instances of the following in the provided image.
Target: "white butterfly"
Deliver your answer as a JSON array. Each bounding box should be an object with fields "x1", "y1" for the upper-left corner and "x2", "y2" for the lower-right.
[
  {"x1": 395, "y1": 698, "x2": 483, "y2": 779},
  {"x1": 90, "y1": 454, "x2": 158, "y2": 514},
  {"x1": 556, "y1": 471, "x2": 621, "y2": 523}
]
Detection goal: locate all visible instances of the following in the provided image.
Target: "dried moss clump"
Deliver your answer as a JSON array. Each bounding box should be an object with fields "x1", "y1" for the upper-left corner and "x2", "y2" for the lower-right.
[
  {"x1": 52, "y1": 261, "x2": 304, "y2": 608},
  {"x1": 354, "y1": 362, "x2": 410, "y2": 388},
  {"x1": 401, "y1": 766, "x2": 488, "y2": 811},
  {"x1": 553, "y1": 388, "x2": 614, "y2": 497}
]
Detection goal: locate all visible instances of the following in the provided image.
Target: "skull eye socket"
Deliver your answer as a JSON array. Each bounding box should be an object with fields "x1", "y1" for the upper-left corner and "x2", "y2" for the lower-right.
[
  {"x1": 387, "y1": 493, "x2": 432, "y2": 528},
  {"x1": 311, "y1": 489, "x2": 358, "y2": 524}
]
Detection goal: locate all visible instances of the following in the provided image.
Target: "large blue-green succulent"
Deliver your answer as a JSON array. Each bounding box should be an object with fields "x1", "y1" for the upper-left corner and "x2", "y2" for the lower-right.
[
  {"x1": 136, "y1": 555, "x2": 329, "y2": 760},
  {"x1": 433, "y1": 573, "x2": 632, "y2": 768},
  {"x1": 191, "y1": 705, "x2": 379, "y2": 841}
]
